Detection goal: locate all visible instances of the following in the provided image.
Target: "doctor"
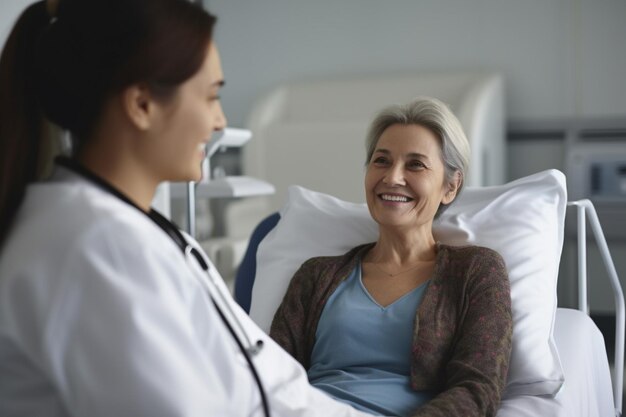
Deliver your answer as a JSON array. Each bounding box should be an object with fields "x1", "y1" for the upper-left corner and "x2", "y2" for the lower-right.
[{"x1": 0, "y1": 1, "x2": 377, "y2": 416}]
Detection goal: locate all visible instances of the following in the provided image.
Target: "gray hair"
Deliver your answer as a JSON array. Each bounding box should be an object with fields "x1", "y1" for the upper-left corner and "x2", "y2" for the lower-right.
[{"x1": 364, "y1": 96, "x2": 470, "y2": 218}]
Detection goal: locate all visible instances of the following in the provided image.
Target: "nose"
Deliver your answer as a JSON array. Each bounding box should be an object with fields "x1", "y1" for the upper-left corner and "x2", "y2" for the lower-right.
[
  {"x1": 382, "y1": 163, "x2": 405, "y2": 186},
  {"x1": 213, "y1": 100, "x2": 227, "y2": 131}
]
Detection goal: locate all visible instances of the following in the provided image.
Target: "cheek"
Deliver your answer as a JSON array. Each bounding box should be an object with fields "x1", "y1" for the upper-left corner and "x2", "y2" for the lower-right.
[
  {"x1": 364, "y1": 166, "x2": 379, "y2": 186},
  {"x1": 410, "y1": 182, "x2": 441, "y2": 206},
  {"x1": 178, "y1": 106, "x2": 210, "y2": 142},
  {"x1": 364, "y1": 172, "x2": 377, "y2": 198}
]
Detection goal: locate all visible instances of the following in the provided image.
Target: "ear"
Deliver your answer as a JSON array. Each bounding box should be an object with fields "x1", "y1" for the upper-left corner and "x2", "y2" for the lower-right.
[
  {"x1": 122, "y1": 84, "x2": 154, "y2": 131},
  {"x1": 441, "y1": 171, "x2": 462, "y2": 205}
]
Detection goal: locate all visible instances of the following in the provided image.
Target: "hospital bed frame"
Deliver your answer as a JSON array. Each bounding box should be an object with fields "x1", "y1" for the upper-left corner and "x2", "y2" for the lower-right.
[{"x1": 569, "y1": 199, "x2": 624, "y2": 416}]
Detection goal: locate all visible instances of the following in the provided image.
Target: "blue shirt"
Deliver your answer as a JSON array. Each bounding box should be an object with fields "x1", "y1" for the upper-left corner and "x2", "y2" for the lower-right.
[{"x1": 307, "y1": 261, "x2": 434, "y2": 417}]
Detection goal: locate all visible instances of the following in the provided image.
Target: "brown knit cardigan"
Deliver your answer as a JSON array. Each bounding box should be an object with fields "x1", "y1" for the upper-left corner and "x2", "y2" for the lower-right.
[{"x1": 270, "y1": 242, "x2": 512, "y2": 417}]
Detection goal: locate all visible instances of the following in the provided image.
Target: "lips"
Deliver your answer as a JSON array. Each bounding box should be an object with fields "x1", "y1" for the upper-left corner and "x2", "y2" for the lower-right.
[{"x1": 378, "y1": 193, "x2": 414, "y2": 202}]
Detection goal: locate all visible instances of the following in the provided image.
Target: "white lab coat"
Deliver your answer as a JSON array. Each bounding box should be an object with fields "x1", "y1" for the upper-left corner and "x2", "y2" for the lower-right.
[{"x1": 0, "y1": 167, "x2": 374, "y2": 417}]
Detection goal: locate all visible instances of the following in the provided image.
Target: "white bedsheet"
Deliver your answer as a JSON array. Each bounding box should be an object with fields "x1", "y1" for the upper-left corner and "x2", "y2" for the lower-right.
[{"x1": 497, "y1": 308, "x2": 615, "y2": 417}]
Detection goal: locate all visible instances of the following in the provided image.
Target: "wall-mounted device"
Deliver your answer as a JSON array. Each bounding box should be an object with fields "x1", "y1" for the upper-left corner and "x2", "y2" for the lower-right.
[
  {"x1": 568, "y1": 143, "x2": 626, "y2": 203},
  {"x1": 566, "y1": 122, "x2": 626, "y2": 240}
]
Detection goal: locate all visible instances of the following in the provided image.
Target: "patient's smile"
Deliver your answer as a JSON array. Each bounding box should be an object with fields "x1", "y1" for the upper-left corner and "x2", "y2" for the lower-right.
[{"x1": 379, "y1": 193, "x2": 413, "y2": 203}]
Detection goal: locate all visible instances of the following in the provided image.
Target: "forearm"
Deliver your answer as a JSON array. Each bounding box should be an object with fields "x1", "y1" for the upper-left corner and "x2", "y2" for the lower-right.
[{"x1": 269, "y1": 260, "x2": 318, "y2": 367}]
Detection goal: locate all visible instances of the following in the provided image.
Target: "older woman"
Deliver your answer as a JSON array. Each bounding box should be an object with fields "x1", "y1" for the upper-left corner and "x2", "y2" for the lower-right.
[{"x1": 270, "y1": 97, "x2": 512, "y2": 417}]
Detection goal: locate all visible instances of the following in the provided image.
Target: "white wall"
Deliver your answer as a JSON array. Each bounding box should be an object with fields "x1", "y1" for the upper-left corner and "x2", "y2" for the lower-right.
[
  {"x1": 0, "y1": 0, "x2": 33, "y2": 48},
  {"x1": 4, "y1": 0, "x2": 625, "y2": 125},
  {"x1": 207, "y1": 0, "x2": 626, "y2": 127}
]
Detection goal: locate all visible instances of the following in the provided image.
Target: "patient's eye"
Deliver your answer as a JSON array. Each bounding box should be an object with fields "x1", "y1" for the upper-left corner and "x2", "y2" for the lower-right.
[
  {"x1": 407, "y1": 159, "x2": 426, "y2": 170},
  {"x1": 372, "y1": 156, "x2": 389, "y2": 166}
]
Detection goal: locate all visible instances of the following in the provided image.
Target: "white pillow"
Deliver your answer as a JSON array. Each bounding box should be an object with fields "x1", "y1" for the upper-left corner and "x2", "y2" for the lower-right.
[{"x1": 250, "y1": 169, "x2": 567, "y2": 397}]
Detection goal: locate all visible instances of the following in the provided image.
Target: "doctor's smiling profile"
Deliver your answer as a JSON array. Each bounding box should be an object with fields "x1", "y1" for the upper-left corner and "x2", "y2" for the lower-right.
[{"x1": 0, "y1": 0, "x2": 379, "y2": 416}]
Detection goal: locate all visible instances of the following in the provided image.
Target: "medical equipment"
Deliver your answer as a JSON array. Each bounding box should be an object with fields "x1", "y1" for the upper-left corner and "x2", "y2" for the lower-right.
[
  {"x1": 157, "y1": 128, "x2": 274, "y2": 239},
  {"x1": 55, "y1": 157, "x2": 272, "y2": 417}
]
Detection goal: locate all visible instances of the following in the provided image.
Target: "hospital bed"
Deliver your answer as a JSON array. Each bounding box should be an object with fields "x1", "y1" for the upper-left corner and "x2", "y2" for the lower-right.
[
  {"x1": 200, "y1": 72, "x2": 623, "y2": 414},
  {"x1": 233, "y1": 171, "x2": 624, "y2": 417}
]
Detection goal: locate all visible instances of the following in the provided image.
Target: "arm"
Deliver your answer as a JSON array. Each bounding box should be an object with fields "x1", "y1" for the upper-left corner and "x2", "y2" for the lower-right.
[
  {"x1": 413, "y1": 249, "x2": 512, "y2": 417},
  {"x1": 269, "y1": 258, "x2": 321, "y2": 369},
  {"x1": 41, "y1": 222, "x2": 248, "y2": 416}
]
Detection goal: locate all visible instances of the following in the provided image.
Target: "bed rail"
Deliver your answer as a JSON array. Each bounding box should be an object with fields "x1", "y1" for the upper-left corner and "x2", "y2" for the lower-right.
[{"x1": 568, "y1": 199, "x2": 624, "y2": 417}]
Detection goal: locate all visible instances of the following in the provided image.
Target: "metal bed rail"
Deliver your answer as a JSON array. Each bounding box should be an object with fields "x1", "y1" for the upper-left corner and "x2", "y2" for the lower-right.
[{"x1": 568, "y1": 199, "x2": 624, "y2": 417}]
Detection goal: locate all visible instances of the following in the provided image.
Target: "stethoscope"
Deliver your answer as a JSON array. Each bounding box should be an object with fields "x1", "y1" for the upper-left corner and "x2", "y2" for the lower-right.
[{"x1": 55, "y1": 157, "x2": 271, "y2": 417}]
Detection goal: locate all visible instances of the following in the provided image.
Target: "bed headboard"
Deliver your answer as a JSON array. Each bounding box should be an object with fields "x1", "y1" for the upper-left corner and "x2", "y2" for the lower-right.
[{"x1": 241, "y1": 72, "x2": 506, "y2": 212}]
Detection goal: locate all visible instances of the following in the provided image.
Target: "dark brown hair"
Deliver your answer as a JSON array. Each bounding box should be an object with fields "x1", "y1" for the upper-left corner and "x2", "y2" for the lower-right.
[{"x1": 0, "y1": 0, "x2": 216, "y2": 246}]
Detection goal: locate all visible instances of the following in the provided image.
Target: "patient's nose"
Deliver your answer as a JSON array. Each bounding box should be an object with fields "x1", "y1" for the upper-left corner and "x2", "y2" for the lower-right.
[{"x1": 383, "y1": 164, "x2": 405, "y2": 186}]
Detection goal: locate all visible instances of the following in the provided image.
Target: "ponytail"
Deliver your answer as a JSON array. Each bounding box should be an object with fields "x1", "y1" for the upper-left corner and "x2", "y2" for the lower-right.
[{"x1": 0, "y1": 1, "x2": 52, "y2": 247}]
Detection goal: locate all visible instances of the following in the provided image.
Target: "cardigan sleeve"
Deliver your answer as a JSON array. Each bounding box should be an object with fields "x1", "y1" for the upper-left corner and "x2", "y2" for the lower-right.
[
  {"x1": 269, "y1": 258, "x2": 319, "y2": 369},
  {"x1": 412, "y1": 248, "x2": 512, "y2": 417},
  {"x1": 270, "y1": 245, "x2": 371, "y2": 370}
]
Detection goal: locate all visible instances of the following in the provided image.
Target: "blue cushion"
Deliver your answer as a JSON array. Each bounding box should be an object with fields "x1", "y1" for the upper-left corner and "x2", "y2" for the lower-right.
[{"x1": 234, "y1": 212, "x2": 281, "y2": 312}]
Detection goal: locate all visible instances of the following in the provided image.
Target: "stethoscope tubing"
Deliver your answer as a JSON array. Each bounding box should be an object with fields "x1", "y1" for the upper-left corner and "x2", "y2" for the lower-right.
[
  {"x1": 187, "y1": 246, "x2": 264, "y2": 356},
  {"x1": 185, "y1": 245, "x2": 270, "y2": 417},
  {"x1": 212, "y1": 296, "x2": 271, "y2": 417}
]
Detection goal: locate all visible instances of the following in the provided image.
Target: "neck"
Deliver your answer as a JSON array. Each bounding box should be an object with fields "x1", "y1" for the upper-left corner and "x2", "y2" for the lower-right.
[
  {"x1": 368, "y1": 226, "x2": 437, "y2": 266},
  {"x1": 78, "y1": 141, "x2": 158, "y2": 212}
]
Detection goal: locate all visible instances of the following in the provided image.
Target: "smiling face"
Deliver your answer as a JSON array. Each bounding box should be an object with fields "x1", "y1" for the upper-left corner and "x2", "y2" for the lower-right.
[
  {"x1": 365, "y1": 123, "x2": 457, "y2": 231},
  {"x1": 148, "y1": 42, "x2": 226, "y2": 182}
]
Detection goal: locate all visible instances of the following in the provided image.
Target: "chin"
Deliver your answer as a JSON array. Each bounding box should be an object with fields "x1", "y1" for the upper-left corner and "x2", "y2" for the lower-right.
[
  {"x1": 379, "y1": 220, "x2": 411, "y2": 229},
  {"x1": 190, "y1": 171, "x2": 203, "y2": 182},
  {"x1": 171, "y1": 169, "x2": 202, "y2": 183},
  {"x1": 185, "y1": 163, "x2": 203, "y2": 182}
]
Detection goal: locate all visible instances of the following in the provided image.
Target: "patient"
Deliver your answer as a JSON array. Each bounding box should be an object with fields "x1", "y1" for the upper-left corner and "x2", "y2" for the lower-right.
[{"x1": 270, "y1": 97, "x2": 512, "y2": 417}]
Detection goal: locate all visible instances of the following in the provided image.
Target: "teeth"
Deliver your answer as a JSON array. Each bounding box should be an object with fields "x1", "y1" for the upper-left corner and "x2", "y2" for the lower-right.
[
  {"x1": 199, "y1": 144, "x2": 207, "y2": 151},
  {"x1": 381, "y1": 194, "x2": 410, "y2": 202}
]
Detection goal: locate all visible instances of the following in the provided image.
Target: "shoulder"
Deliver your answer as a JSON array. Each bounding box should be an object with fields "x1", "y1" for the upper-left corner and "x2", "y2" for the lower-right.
[
  {"x1": 1, "y1": 178, "x2": 181, "y2": 286},
  {"x1": 289, "y1": 243, "x2": 373, "y2": 290},
  {"x1": 439, "y1": 243, "x2": 506, "y2": 269},
  {"x1": 0, "y1": 180, "x2": 189, "y2": 337},
  {"x1": 299, "y1": 242, "x2": 373, "y2": 273},
  {"x1": 436, "y1": 244, "x2": 508, "y2": 288},
  {"x1": 57, "y1": 177, "x2": 170, "y2": 244}
]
